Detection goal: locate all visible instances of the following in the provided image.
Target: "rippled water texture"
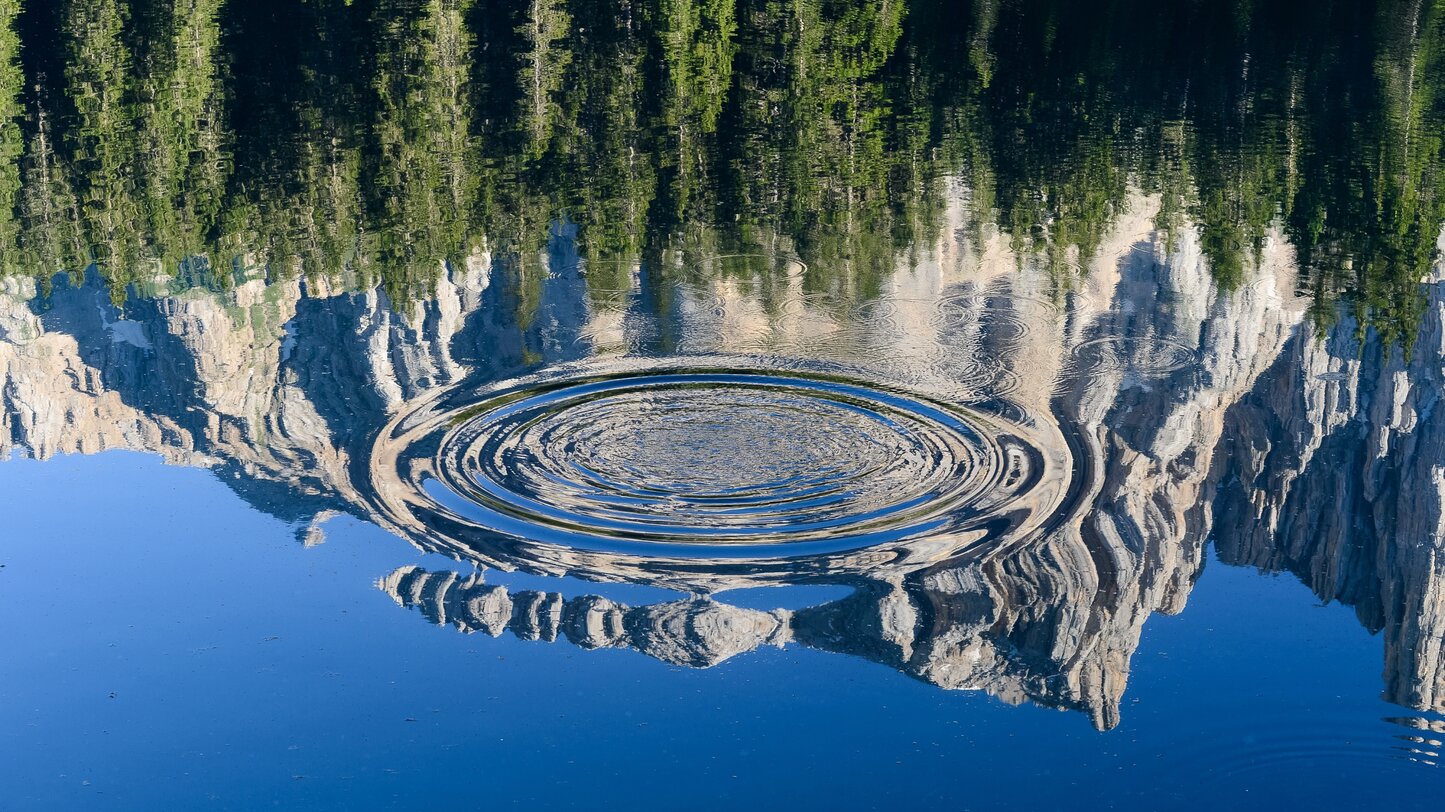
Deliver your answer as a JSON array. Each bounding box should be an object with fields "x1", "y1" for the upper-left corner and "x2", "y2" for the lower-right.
[{"x1": 370, "y1": 356, "x2": 1076, "y2": 586}]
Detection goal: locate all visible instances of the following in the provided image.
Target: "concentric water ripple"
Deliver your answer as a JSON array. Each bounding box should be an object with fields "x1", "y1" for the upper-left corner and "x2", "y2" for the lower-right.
[
  {"x1": 441, "y1": 371, "x2": 1035, "y2": 546},
  {"x1": 927, "y1": 292, "x2": 1056, "y2": 396},
  {"x1": 369, "y1": 359, "x2": 1079, "y2": 585},
  {"x1": 1065, "y1": 336, "x2": 1198, "y2": 378}
]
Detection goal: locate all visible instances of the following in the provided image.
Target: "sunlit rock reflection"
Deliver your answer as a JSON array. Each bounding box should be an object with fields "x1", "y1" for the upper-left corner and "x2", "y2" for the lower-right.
[{"x1": 1213, "y1": 264, "x2": 1445, "y2": 714}]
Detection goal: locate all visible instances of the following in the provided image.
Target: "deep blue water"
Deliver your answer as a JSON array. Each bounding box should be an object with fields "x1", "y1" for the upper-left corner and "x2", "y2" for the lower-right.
[{"x1": 3, "y1": 450, "x2": 1441, "y2": 809}]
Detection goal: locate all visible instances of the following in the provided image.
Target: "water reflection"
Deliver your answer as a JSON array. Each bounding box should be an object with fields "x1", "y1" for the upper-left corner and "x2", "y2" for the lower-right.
[
  {"x1": 0, "y1": 0, "x2": 1444, "y2": 742},
  {"x1": 5, "y1": 205, "x2": 1444, "y2": 731}
]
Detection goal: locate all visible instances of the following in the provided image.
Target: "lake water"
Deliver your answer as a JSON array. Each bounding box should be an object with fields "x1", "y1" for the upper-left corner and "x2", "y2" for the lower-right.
[{"x1": 2, "y1": 0, "x2": 1445, "y2": 808}]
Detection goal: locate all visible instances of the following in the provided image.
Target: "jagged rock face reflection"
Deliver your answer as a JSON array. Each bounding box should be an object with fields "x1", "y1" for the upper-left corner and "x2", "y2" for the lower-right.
[
  {"x1": 380, "y1": 567, "x2": 792, "y2": 667},
  {"x1": 1212, "y1": 267, "x2": 1445, "y2": 714},
  {"x1": 3, "y1": 199, "x2": 1445, "y2": 729}
]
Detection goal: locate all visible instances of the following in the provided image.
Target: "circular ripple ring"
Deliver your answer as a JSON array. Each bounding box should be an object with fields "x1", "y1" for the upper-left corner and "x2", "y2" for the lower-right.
[{"x1": 428, "y1": 370, "x2": 1047, "y2": 558}]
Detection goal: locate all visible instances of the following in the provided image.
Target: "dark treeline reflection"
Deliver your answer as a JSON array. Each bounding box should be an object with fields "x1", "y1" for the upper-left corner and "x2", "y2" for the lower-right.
[{"x1": 0, "y1": 0, "x2": 1443, "y2": 337}]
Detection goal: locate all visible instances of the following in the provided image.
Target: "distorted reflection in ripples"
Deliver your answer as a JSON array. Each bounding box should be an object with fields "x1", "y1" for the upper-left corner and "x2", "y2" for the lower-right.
[{"x1": 370, "y1": 357, "x2": 1074, "y2": 585}]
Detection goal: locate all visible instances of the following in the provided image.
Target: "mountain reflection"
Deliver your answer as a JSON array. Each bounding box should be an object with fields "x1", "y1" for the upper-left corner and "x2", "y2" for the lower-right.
[
  {"x1": 1, "y1": 0, "x2": 1445, "y2": 732},
  {"x1": 6, "y1": 201, "x2": 1443, "y2": 729}
]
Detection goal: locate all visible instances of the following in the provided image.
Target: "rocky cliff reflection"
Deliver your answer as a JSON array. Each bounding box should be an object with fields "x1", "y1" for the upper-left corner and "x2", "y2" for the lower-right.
[{"x1": 4, "y1": 200, "x2": 1443, "y2": 730}]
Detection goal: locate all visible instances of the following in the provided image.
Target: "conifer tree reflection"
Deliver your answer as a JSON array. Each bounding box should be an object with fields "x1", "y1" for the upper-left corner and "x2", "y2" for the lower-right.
[{"x1": 0, "y1": 0, "x2": 1437, "y2": 341}]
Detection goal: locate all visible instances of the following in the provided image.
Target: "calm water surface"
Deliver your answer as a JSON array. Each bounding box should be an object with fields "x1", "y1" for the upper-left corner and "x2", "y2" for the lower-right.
[{"x1": 2, "y1": 0, "x2": 1445, "y2": 808}]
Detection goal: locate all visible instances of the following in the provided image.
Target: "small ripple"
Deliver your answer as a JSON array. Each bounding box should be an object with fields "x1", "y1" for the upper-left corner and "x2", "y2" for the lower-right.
[
  {"x1": 1387, "y1": 715, "x2": 1445, "y2": 764},
  {"x1": 1064, "y1": 336, "x2": 1197, "y2": 378},
  {"x1": 930, "y1": 291, "x2": 1058, "y2": 341},
  {"x1": 849, "y1": 297, "x2": 937, "y2": 327},
  {"x1": 775, "y1": 291, "x2": 850, "y2": 319},
  {"x1": 1160, "y1": 713, "x2": 1444, "y2": 781},
  {"x1": 929, "y1": 348, "x2": 1024, "y2": 399},
  {"x1": 1385, "y1": 715, "x2": 1445, "y2": 736},
  {"x1": 925, "y1": 293, "x2": 1056, "y2": 397}
]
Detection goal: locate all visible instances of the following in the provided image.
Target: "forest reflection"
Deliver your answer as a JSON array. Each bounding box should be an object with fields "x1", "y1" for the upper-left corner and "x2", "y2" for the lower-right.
[{"x1": 0, "y1": 0, "x2": 1439, "y2": 342}]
